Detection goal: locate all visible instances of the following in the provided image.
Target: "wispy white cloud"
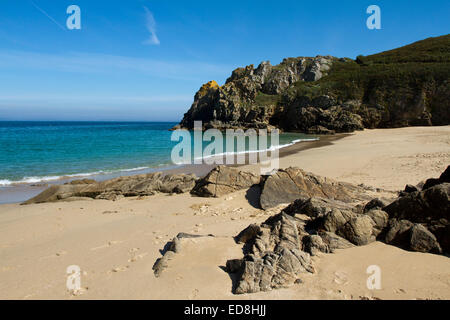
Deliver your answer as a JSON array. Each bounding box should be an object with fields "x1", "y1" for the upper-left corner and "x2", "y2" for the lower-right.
[
  {"x1": 30, "y1": 0, "x2": 66, "y2": 31},
  {"x1": 143, "y1": 6, "x2": 160, "y2": 45}
]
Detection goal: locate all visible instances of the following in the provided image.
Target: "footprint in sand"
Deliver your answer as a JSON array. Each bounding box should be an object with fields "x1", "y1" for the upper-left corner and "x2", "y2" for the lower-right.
[
  {"x1": 188, "y1": 288, "x2": 199, "y2": 300},
  {"x1": 128, "y1": 253, "x2": 148, "y2": 263},
  {"x1": 127, "y1": 247, "x2": 148, "y2": 262},
  {"x1": 55, "y1": 250, "x2": 67, "y2": 257},
  {"x1": 102, "y1": 210, "x2": 118, "y2": 214},
  {"x1": 333, "y1": 271, "x2": 349, "y2": 285},
  {"x1": 110, "y1": 266, "x2": 129, "y2": 273}
]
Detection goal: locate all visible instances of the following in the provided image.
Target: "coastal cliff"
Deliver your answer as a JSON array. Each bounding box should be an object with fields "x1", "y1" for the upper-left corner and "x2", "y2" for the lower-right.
[{"x1": 175, "y1": 34, "x2": 450, "y2": 134}]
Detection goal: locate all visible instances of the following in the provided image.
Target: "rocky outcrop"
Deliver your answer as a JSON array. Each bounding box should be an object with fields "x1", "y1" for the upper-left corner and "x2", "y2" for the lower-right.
[
  {"x1": 227, "y1": 166, "x2": 450, "y2": 294},
  {"x1": 422, "y1": 165, "x2": 450, "y2": 190},
  {"x1": 259, "y1": 167, "x2": 372, "y2": 209},
  {"x1": 384, "y1": 183, "x2": 449, "y2": 223},
  {"x1": 190, "y1": 165, "x2": 260, "y2": 197},
  {"x1": 282, "y1": 105, "x2": 364, "y2": 133},
  {"x1": 175, "y1": 35, "x2": 450, "y2": 134},
  {"x1": 23, "y1": 172, "x2": 197, "y2": 204},
  {"x1": 382, "y1": 167, "x2": 450, "y2": 254},
  {"x1": 228, "y1": 213, "x2": 315, "y2": 294},
  {"x1": 176, "y1": 56, "x2": 335, "y2": 132},
  {"x1": 190, "y1": 166, "x2": 377, "y2": 209}
]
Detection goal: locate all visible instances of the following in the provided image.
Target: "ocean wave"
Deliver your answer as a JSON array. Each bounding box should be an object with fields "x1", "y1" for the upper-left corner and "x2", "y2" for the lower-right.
[
  {"x1": 0, "y1": 166, "x2": 153, "y2": 186},
  {"x1": 194, "y1": 137, "x2": 319, "y2": 161},
  {"x1": 0, "y1": 138, "x2": 318, "y2": 186}
]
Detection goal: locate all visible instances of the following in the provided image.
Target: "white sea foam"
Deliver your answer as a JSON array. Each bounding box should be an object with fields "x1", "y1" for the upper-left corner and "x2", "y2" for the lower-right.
[
  {"x1": 195, "y1": 137, "x2": 319, "y2": 161},
  {"x1": 0, "y1": 166, "x2": 153, "y2": 186},
  {"x1": 0, "y1": 180, "x2": 12, "y2": 186},
  {"x1": 0, "y1": 138, "x2": 318, "y2": 186}
]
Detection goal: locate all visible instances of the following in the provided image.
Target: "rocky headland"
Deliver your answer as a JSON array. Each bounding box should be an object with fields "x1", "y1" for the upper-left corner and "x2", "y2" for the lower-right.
[{"x1": 174, "y1": 35, "x2": 450, "y2": 134}]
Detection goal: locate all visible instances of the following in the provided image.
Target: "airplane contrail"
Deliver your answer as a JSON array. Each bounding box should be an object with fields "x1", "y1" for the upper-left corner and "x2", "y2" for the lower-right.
[{"x1": 30, "y1": 0, "x2": 66, "y2": 31}]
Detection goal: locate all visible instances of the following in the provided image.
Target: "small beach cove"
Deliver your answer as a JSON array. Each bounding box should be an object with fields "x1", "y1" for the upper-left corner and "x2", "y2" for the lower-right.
[{"x1": 0, "y1": 126, "x2": 448, "y2": 299}]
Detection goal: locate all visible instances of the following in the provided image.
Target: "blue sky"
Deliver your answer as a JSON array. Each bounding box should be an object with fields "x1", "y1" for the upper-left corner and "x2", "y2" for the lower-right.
[{"x1": 0, "y1": 0, "x2": 448, "y2": 121}]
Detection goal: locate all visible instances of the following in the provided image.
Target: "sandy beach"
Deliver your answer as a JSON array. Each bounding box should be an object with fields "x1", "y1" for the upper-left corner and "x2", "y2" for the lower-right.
[{"x1": 0, "y1": 126, "x2": 449, "y2": 300}]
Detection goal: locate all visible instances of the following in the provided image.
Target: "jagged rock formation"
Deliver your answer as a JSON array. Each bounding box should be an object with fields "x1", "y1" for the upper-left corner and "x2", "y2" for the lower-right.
[
  {"x1": 227, "y1": 166, "x2": 450, "y2": 294},
  {"x1": 22, "y1": 172, "x2": 197, "y2": 204},
  {"x1": 228, "y1": 213, "x2": 315, "y2": 294},
  {"x1": 175, "y1": 35, "x2": 450, "y2": 134},
  {"x1": 175, "y1": 56, "x2": 334, "y2": 132}
]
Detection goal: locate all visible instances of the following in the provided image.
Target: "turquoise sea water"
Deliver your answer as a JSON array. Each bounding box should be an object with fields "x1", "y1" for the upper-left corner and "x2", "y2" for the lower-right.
[{"x1": 0, "y1": 121, "x2": 317, "y2": 186}]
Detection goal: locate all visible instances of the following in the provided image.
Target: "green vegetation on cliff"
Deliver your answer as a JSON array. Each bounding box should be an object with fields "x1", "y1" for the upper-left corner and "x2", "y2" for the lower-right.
[{"x1": 178, "y1": 35, "x2": 450, "y2": 133}]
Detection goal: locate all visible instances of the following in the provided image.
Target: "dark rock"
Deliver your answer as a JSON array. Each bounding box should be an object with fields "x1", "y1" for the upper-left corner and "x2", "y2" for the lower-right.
[
  {"x1": 152, "y1": 251, "x2": 175, "y2": 278},
  {"x1": 384, "y1": 220, "x2": 443, "y2": 254},
  {"x1": 66, "y1": 179, "x2": 96, "y2": 185},
  {"x1": 21, "y1": 185, "x2": 86, "y2": 204},
  {"x1": 422, "y1": 165, "x2": 450, "y2": 190},
  {"x1": 365, "y1": 209, "x2": 389, "y2": 237},
  {"x1": 226, "y1": 259, "x2": 243, "y2": 273},
  {"x1": 283, "y1": 197, "x2": 355, "y2": 219},
  {"x1": 175, "y1": 37, "x2": 450, "y2": 134},
  {"x1": 230, "y1": 213, "x2": 314, "y2": 294},
  {"x1": 306, "y1": 125, "x2": 336, "y2": 135},
  {"x1": 235, "y1": 224, "x2": 261, "y2": 244},
  {"x1": 384, "y1": 219, "x2": 415, "y2": 248},
  {"x1": 338, "y1": 215, "x2": 376, "y2": 246},
  {"x1": 384, "y1": 183, "x2": 450, "y2": 223},
  {"x1": 439, "y1": 165, "x2": 450, "y2": 183},
  {"x1": 404, "y1": 184, "x2": 419, "y2": 193},
  {"x1": 191, "y1": 166, "x2": 260, "y2": 198},
  {"x1": 311, "y1": 95, "x2": 336, "y2": 109},
  {"x1": 259, "y1": 167, "x2": 371, "y2": 209},
  {"x1": 363, "y1": 198, "x2": 391, "y2": 212},
  {"x1": 428, "y1": 219, "x2": 450, "y2": 254},
  {"x1": 320, "y1": 208, "x2": 356, "y2": 233},
  {"x1": 176, "y1": 56, "x2": 334, "y2": 132},
  {"x1": 317, "y1": 231, "x2": 355, "y2": 250},
  {"x1": 303, "y1": 235, "x2": 331, "y2": 256},
  {"x1": 409, "y1": 224, "x2": 442, "y2": 254},
  {"x1": 282, "y1": 105, "x2": 364, "y2": 134},
  {"x1": 234, "y1": 248, "x2": 313, "y2": 294},
  {"x1": 23, "y1": 172, "x2": 197, "y2": 204},
  {"x1": 422, "y1": 178, "x2": 442, "y2": 190}
]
